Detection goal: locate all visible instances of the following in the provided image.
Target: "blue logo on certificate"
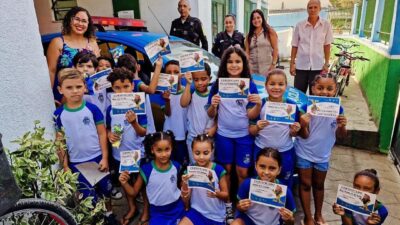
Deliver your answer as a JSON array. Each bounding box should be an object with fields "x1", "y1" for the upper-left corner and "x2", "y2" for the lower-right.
[
  {"x1": 151, "y1": 73, "x2": 179, "y2": 94},
  {"x1": 111, "y1": 92, "x2": 146, "y2": 115},
  {"x1": 119, "y1": 150, "x2": 141, "y2": 173},
  {"x1": 187, "y1": 166, "x2": 216, "y2": 193},
  {"x1": 307, "y1": 96, "x2": 340, "y2": 118},
  {"x1": 265, "y1": 102, "x2": 297, "y2": 124},
  {"x1": 86, "y1": 68, "x2": 112, "y2": 95},
  {"x1": 336, "y1": 184, "x2": 376, "y2": 216},
  {"x1": 145, "y1": 36, "x2": 171, "y2": 64},
  {"x1": 219, "y1": 78, "x2": 249, "y2": 99},
  {"x1": 249, "y1": 179, "x2": 287, "y2": 209},
  {"x1": 179, "y1": 51, "x2": 205, "y2": 73}
]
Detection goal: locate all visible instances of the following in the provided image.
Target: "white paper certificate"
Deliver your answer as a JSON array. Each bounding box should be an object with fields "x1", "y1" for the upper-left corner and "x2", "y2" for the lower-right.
[
  {"x1": 265, "y1": 102, "x2": 297, "y2": 124},
  {"x1": 307, "y1": 96, "x2": 340, "y2": 118},
  {"x1": 111, "y1": 92, "x2": 146, "y2": 115},
  {"x1": 187, "y1": 166, "x2": 216, "y2": 193},
  {"x1": 249, "y1": 179, "x2": 287, "y2": 209},
  {"x1": 218, "y1": 78, "x2": 250, "y2": 99},
  {"x1": 119, "y1": 150, "x2": 141, "y2": 173},
  {"x1": 336, "y1": 184, "x2": 376, "y2": 216}
]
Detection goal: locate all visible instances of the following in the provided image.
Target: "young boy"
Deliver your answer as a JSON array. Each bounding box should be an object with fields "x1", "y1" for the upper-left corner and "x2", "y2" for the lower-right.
[
  {"x1": 106, "y1": 67, "x2": 149, "y2": 225},
  {"x1": 180, "y1": 63, "x2": 216, "y2": 163},
  {"x1": 53, "y1": 68, "x2": 117, "y2": 224},
  {"x1": 162, "y1": 60, "x2": 189, "y2": 165}
]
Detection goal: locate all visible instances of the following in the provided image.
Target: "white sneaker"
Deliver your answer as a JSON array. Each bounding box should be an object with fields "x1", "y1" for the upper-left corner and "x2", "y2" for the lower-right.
[{"x1": 111, "y1": 187, "x2": 123, "y2": 200}]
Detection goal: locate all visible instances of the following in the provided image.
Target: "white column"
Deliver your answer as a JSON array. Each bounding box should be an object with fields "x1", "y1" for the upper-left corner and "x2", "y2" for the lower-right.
[
  {"x1": 0, "y1": 0, "x2": 55, "y2": 149},
  {"x1": 371, "y1": 0, "x2": 385, "y2": 42},
  {"x1": 237, "y1": 0, "x2": 245, "y2": 33},
  {"x1": 196, "y1": 0, "x2": 212, "y2": 49},
  {"x1": 350, "y1": 3, "x2": 359, "y2": 35}
]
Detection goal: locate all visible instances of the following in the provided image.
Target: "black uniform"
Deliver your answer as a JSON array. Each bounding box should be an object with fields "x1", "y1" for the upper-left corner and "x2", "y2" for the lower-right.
[
  {"x1": 212, "y1": 30, "x2": 245, "y2": 58},
  {"x1": 170, "y1": 16, "x2": 208, "y2": 51}
]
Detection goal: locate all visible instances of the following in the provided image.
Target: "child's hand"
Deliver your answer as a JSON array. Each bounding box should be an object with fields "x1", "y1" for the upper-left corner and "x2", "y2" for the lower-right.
[
  {"x1": 332, "y1": 203, "x2": 345, "y2": 216},
  {"x1": 126, "y1": 110, "x2": 137, "y2": 124},
  {"x1": 300, "y1": 113, "x2": 311, "y2": 126},
  {"x1": 366, "y1": 212, "x2": 381, "y2": 225},
  {"x1": 162, "y1": 90, "x2": 171, "y2": 101},
  {"x1": 119, "y1": 171, "x2": 130, "y2": 185},
  {"x1": 290, "y1": 122, "x2": 301, "y2": 134},
  {"x1": 211, "y1": 95, "x2": 221, "y2": 108},
  {"x1": 248, "y1": 94, "x2": 261, "y2": 105},
  {"x1": 185, "y1": 72, "x2": 193, "y2": 84},
  {"x1": 237, "y1": 199, "x2": 251, "y2": 211},
  {"x1": 256, "y1": 120, "x2": 269, "y2": 130},
  {"x1": 207, "y1": 190, "x2": 219, "y2": 198},
  {"x1": 108, "y1": 131, "x2": 120, "y2": 143},
  {"x1": 182, "y1": 173, "x2": 193, "y2": 184},
  {"x1": 155, "y1": 56, "x2": 163, "y2": 68},
  {"x1": 279, "y1": 207, "x2": 294, "y2": 223},
  {"x1": 99, "y1": 158, "x2": 109, "y2": 172},
  {"x1": 337, "y1": 115, "x2": 347, "y2": 128}
]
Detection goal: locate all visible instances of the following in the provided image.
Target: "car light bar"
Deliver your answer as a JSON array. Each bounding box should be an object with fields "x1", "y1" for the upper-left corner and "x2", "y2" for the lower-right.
[{"x1": 91, "y1": 16, "x2": 146, "y2": 28}]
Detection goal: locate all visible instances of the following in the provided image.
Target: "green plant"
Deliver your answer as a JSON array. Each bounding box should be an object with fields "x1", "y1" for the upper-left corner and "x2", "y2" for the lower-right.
[{"x1": 6, "y1": 121, "x2": 106, "y2": 225}]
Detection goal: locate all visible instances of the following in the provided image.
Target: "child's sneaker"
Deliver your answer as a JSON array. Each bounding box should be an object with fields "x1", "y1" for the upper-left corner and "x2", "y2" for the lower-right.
[
  {"x1": 104, "y1": 213, "x2": 119, "y2": 225},
  {"x1": 225, "y1": 203, "x2": 234, "y2": 224},
  {"x1": 111, "y1": 187, "x2": 123, "y2": 200}
]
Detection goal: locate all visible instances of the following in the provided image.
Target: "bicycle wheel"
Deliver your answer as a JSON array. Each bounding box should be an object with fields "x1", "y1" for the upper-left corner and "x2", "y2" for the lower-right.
[{"x1": 0, "y1": 198, "x2": 77, "y2": 225}]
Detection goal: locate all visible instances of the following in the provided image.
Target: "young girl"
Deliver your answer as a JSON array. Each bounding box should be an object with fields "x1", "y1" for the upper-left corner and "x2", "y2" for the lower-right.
[
  {"x1": 232, "y1": 148, "x2": 295, "y2": 225},
  {"x1": 97, "y1": 56, "x2": 115, "y2": 71},
  {"x1": 295, "y1": 73, "x2": 347, "y2": 225},
  {"x1": 332, "y1": 169, "x2": 388, "y2": 225},
  {"x1": 179, "y1": 134, "x2": 229, "y2": 225},
  {"x1": 249, "y1": 69, "x2": 301, "y2": 189},
  {"x1": 119, "y1": 131, "x2": 185, "y2": 225}
]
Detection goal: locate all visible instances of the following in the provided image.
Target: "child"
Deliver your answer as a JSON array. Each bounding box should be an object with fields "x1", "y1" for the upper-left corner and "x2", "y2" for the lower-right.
[
  {"x1": 249, "y1": 69, "x2": 301, "y2": 188},
  {"x1": 163, "y1": 60, "x2": 189, "y2": 165},
  {"x1": 332, "y1": 169, "x2": 388, "y2": 225},
  {"x1": 181, "y1": 62, "x2": 216, "y2": 164},
  {"x1": 179, "y1": 134, "x2": 229, "y2": 225},
  {"x1": 295, "y1": 73, "x2": 347, "y2": 225},
  {"x1": 53, "y1": 68, "x2": 117, "y2": 223},
  {"x1": 232, "y1": 148, "x2": 295, "y2": 225},
  {"x1": 72, "y1": 52, "x2": 108, "y2": 120},
  {"x1": 207, "y1": 46, "x2": 261, "y2": 222},
  {"x1": 97, "y1": 56, "x2": 115, "y2": 71},
  {"x1": 106, "y1": 67, "x2": 148, "y2": 225},
  {"x1": 119, "y1": 131, "x2": 185, "y2": 224}
]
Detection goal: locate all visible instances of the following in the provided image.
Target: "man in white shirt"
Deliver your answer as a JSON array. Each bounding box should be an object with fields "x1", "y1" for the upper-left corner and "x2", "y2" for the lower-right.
[{"x1": 290, "y1": 0, "x2": 333, "y2": 94}]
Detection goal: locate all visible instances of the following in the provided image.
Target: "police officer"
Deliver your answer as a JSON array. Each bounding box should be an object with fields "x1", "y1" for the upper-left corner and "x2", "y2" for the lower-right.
[
  {"x1": 170, "y1": 0, "x2": 208, "y2": 51},
  {"x1": 212, "y1": 14, "x2": 245, "y2": 58}
]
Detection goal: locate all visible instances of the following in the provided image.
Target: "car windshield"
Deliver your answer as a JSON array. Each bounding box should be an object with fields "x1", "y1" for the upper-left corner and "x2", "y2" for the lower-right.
[{"x1": 168, "y1": 40, "x2": 220, "y2": 81}]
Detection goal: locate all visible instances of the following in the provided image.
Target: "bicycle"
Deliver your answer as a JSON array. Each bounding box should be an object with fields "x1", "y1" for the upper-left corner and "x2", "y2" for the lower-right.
[
  {"x1": 0, "y1": 134, "x2": 77, "y2": 225},
  {"x1": 330, "y1": 40, "x2": 369, "y2": 96}
]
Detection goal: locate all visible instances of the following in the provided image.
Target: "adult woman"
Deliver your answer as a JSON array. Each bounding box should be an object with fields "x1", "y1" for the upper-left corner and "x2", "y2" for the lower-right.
[
  {"x1": 245, "y1": 9, "x2": 278, "y2": 76},
  {"x1": 47, "y1": 6, "x2": 100, "y2": 103},
  {"x1": 212, "y1": 14, "x2": 245, "y2": 58}
]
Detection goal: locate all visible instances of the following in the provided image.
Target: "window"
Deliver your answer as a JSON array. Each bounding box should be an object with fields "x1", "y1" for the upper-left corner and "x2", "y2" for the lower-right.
[
  {"x1": 244, "y1": 0, "x2": 257, "y2": 34},
  {"x1": 211, "y1": 0, "x2": 232, "y2": 38},
  {"x1": 51, "y1": 0, "x2": 77, "y2": 21}
]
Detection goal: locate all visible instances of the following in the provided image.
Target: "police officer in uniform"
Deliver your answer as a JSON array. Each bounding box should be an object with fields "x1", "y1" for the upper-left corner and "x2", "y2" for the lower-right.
[
  {"x1": 170, "y1": 0, "x2": 208, "y2": 51},
  {"x1": 212, "y1": 14, "x2": 245, "y2": 58}
]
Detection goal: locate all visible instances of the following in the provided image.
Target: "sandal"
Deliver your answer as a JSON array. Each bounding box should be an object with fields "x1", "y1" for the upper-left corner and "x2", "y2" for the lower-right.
[
  {"x1": 139, "y1": 219, "x2": 149, "y2": 225},
  {"x1": 121, "y1": 210, "x2": 139, "y2": 225}
]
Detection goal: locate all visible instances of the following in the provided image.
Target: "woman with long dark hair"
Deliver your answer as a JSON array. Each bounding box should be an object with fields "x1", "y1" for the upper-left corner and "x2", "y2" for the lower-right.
[{"x1": 245, "y1": 9, "x2": 278, "y2": 76}]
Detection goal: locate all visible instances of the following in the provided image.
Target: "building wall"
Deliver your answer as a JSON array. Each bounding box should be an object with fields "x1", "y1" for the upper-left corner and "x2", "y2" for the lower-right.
[
  {"x1": 0, "y1": 0, "x2": 55, "y2": 149},
  {"x1": 139, "y1": 0, "x2": 179, "y2": 34}
]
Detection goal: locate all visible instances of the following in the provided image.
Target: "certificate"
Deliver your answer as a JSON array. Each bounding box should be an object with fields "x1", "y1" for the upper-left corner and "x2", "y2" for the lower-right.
[
  {"x1": 218, "y1": 78, "x2": 250, "y2": 99},
  {"x1": 265, "y1": 102, "x2": 297, "y2": 124},
  {"x1": 111, "y1": 92, "x2": 146, "y2": 115},
  {"x1": 151, "y1": 72, "x2": 179, "y2": 94},
  {"x1": 284, "y1": 86, "x2": 308, "y2": 113},
  {"x1": 336, "y1": 184, "x2": 376, "y2": 216},
  {"x1": 86, "y1": 68, "x2": 112, "y2": 95},
  {"x1": 187, "y1": 166, "x2": 215, "y2": 193},
  {"x1": 75, "y1": 162, "x2": 109, "y2": 186},
  {"x1": 109, "y1": 45, "x2": 124, "y2": 63},
  {"x1": 119, "y1": 150, "x2": 141, "y2": 173},
  {"x1": 307, "y1": 96, "x2": 340, "y2": 118},
  {"x1": 249, "y1": 179, "x2": 287, "y2": 209},
  {"x1": 144, "y1": 36, "x2": 171, "y2": 64},
  {"x1": 179, "y1": 51, "x2": 204, "y2": 73}
]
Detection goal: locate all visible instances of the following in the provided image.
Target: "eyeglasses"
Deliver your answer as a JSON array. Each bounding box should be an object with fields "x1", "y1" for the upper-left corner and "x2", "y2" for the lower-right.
[{"x1": 72, "y1": 17, "x2": 88, "y2": 25}]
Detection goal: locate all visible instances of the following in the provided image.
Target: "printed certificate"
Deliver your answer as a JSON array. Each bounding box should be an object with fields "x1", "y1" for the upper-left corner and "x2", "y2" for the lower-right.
[
  {"x1": 249, "y1": 179, "x2": 287, "y2": 209},
  {"x1": 187, "y1": 166, "x2": 215, "y2": 193},
  {"x1": 87, "y1": 68, "x2": 112, "y2": 95},
  {"x1": 219, "y1": 78, "x2": 250, "y2": 99},
  {"x1": 75, "y1": 162, "x2": 109, "y2": 186},
  {"x1": 109, "y1": 45, "x2": 124, "y2": 63},
  {"x1": 111, "y1": 92, "x2": 146, "y2": 115},
  {"x1": 144, "y1": 36, "x2": 171, "y2": 64},
  {"x1": 265, "y1": 102, "x2": 297, "y2": 124},
  {"x1": 336, "y1": 184, "x2": 376, "y2": 216},
  {"x1": 307, "y1": 96, "x2": 340, "y2": 118},
  {"x1": 151, "y1": 72, "x2": 179, "y2": 94},
  {"x1": 119, "y1": 150, "x2": 141, "y2": 173},
  {"x1": 179, "y1": 51, "x2": 204, "y2": 73}
]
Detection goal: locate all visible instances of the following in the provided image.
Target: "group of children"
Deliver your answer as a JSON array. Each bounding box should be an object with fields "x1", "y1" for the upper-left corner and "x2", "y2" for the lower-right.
[{"x1": 54, "y1": 46, "x2": 388, "y2": 225}]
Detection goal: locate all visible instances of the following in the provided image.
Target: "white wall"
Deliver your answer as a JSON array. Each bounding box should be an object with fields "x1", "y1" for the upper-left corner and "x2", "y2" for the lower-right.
[
  {"x1": 139, "y1": 0, "x2": 179, "y2": 34},
  {"x1": 77, "y1": 0, "x2": 114, "y2": 17},
  {"x1": 269, "y1": 0, "x2": 331, "y2": 10},
  {"x1": 0, "y1": 0, "x2": 55, "y2": 149}
]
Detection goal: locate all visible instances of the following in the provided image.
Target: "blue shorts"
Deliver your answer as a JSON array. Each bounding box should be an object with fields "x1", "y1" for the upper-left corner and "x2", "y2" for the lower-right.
[
  {"x1": 185, "y1": 208, "x2": 225, "y2": 225},
  {"x1": 254, "y1": 145, "x2": 295, "y2": 189},
  {"x1": 296, "y1": 156, "x2": 329, "y2": 172},
  {"x1": 69, "y1": 155, "x2": 112, "y2": 202},
  {"x1": 171, "y1": 140, "x2": 188, "y2": 166},
  {"x1": 215, "y1": 133, "x2": 253, "y2": 168},
  {"x1": 149, "y1": 199, "x2": 185, "y2": 225},
  {"x1": 235, "y1": 212, "x2": 256, "y2": 225}
]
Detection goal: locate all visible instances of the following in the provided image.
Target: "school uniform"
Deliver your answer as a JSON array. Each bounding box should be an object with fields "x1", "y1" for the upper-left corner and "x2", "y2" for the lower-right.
[{"x1": 344, "y1": 201, "x2": 388, "y2": 225}]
